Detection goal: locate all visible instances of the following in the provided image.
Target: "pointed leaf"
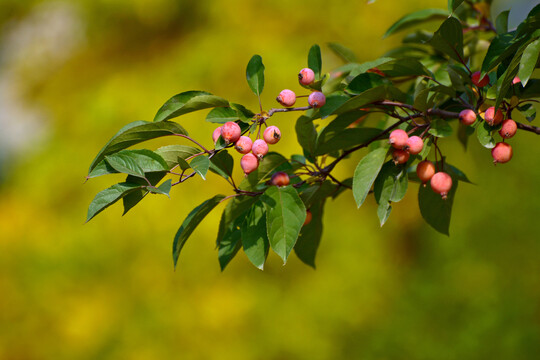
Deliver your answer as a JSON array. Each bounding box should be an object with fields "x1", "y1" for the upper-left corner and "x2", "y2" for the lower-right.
[
  {"x1": 518, "y1": 38, "x2": 540, "y2": 86},
  {"x1": 332, "y1": 86, "x2": 387, "y2": 115},
  {"x1": 218, "y1": 217, "x2": 243, "y2": 271},
  {"x1": 147, "y1": 179, "x2": 172, "y2": 197},
  {"x1": 295, "y1": 200, "x2": 325, "y2": 268},
  {"x1": 189, "y1": 156, "x2": 210, "y2": 180},
  {"x1": 495, "y1": 10, "x2": 509, "y2": 34},
  {"x1": 209, "y1": 150, "x2": 234, "y2": 179},
  {"x1": 476, "y1": 121, "x2": 496, "y2": 149},
  {"x1": 308, "y1": 44, "x2": 323, "y2": 79},
  {"x1": 315, "y1": 128, "x2": 382, "y2": 156},
  {"x1": 384, "y1": 8, "x2": 448, "y2": 38},
  {"x1": 428, "y1": 17, "x2": 464, "y2": 63},
  {"x1": 206, "y1": 107, "x2": 241, "y2": 124},
  {"x1": 122, "y1": 172, "x2": 167, "y2": 215},
  {"x1": 155, "y1": 145, "x2": 201, "y2": 169},
  {"x1": 87, "y1": 182, "x2": 142, "y2": 222},
  {"x1": 246, "y1": 55, "x2": 265, "y2": 97},
  {"x1": 327, "y1": 42, "x2": 357, "y2": 63},
  {"x1": 216, "y1": 195, "x2": 259, "y2": 247},
  {"x1": 352, "y1": 147, "x2": 388, "y2": 208},
  {"x1": 418, "y1": 172, "x2": 458, "y2": 236},
  {"x1": 241, "y1": 201, "x2": 269, "y2": 270},
  {"x1": 98, "y1": 149, "x2": 168, "y2": 179},
  {"x1": 154, "y1": 90, "x2": 228, "y2": 122},
  {"x1": 428, "y1": 119, "x2": 453, "y2": 137},
  {"x1": 347, "y1": 73, "x2": 387, "y2": 95},
  {"x1": 295, "y1": 115, "x2": 317, "y2": 156}
]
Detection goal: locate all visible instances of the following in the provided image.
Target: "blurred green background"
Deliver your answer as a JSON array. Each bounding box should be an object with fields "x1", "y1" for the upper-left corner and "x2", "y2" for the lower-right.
[{"x1": 1, "y1": 0, "x2": 539, "y2": 359}]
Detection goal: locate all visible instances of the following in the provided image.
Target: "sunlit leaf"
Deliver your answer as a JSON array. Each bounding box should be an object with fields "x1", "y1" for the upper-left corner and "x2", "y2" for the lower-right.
[
  {"x1": 154, "y1": 90, "x2": 228, "y2": 122},
  {"x1": 352, "y1": 147, "x2": 388, "y2": 208},
  {"x1": 87, "y1": 182, "x2": 142, "y2": 222},
  {"x1": 246, "y1": 55, "x2": 265, "y2": 97}
]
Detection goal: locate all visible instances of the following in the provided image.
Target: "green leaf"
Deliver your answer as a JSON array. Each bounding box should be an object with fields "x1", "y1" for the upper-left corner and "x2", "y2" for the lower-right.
[
  {"x1": 295, "y1": 200, "x2": 325, "y2": 268},
  {"x1": 373, "y1": 161, "x2": 408, "y2": 226},
  {"x1": 317, "y1": 111, "x2": 366, "y2": 143},
  {"x1": 327, "y1": 42, "x2": 357, "y2": 63},
  {"x1": 518, "y1": 38, "x2": 540, "y2": 86},
  {"x1": 308, "y1": 44, "x2": 322, "y2": 79},
  {"x1": 448, "y1": 0, "x2": 464, "y2": 12},
  {"x1": 154, "y1": 90, "x2": 228, "y2": 122},
  {"x1": 315, "y1": 128, "x2": 382, "y2": 156},
  {"x1": 346, "y1": 73, "x2": 387, "y2": 95},
  {"x1": 155, "y1": 145, "x2": 201, "y2": 169},
  {"x1": 384, "y1": 8, "x2": 448, "y2": 38},
  {"x1": 319, "y1": 94, "x2": 350, "y2": 119},
  {"x1": 230, "y1": 103, "x2": 256, "y2": 123},
  {"x1": 295, "y1": 115, "x2": 317, "y2": 156},
  {"x1": 377, "y1": 59, "x2": 431, "y2": 77},
  {"x1": 428, "y1": 17, "x2": 464, "y2": 63},
  {"x1": 481, "y1": 32, "x2": 522, "y2": 74},
  {"x1": 495, "y1": 10, "x2": 509, "y2": 34},
  {"x1": 147, "y1": 179, "x2": 172, "y2": 197},
  {"x1": 299, "y1": 180, "x2": 337, "y2": 209},
  {"x1": 246, "y1": 55, "x2": 265, "y2": 97},
  {"x1": 98, "y1": 149, "x2": 168, "y2": 179},
  {"x1": 189, "y1": 156, "x2": 210, "y2": 180},
  {"x1": 216, "y1": 195, "x2": 259, "y2": 247},
  {"x1": 122, "y1": 172, "x2": 167, "y2": 215},
  {"x1": 352, "y1": 147, "x2": 388, "y2": 208},
  {"x1": 88, "y1": 121, "x2": 187, "y2": 173},
  {"x1": 218, "y1": 217, "x2": 243, "y2": 271},
  {"x1": 446, "y1": 163, "x2": 472, "y2": 183},
  {"x1": 347, "y1": 57, "x2": 395, "y2": 78},
  {"x1": 105, "y1": 154, "x2": 145, "y2": 179},
  {"x1": 87, "y1": 182, "x2": 142, "y2": 222},
  {"x1": 476, "y1": 121, "x2": 496, "y2": 149},
  {"x1": 206, "y1": 107, "x2": 240, "y2": 123},
  {"x1": 209, "y1": 150, "x2": 234, "y2": 180},
  {"x1": 173, "y1": 195, "x2": 225, "y2": 267},
  {"x1": 332, "y1": 86, "x2": 387, "y2": 115},
  {"x1": 262, "y1": 185, "x2": 306, "y2": 263},
  {"x1": 517, "y1": 103, "x2": 536, "y2": 122},
  {"x1": 428, "y1": 119, "x2": 453, "y2": 137},
  {"x1": 242, "y1": 152, "x2": 292, "y2": 190},
  {"x1": 418, "y1": 172, "x2": 458, "y2": 236},
  {"x1": 241, "y1": 201, "x2": 269, "y2": 270}
]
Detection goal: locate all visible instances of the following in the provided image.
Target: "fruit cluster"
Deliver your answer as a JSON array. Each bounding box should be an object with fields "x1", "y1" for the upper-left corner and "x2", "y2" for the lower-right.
[{"x1": 276, "y1": 68, "x2": 327, "y2": 109}]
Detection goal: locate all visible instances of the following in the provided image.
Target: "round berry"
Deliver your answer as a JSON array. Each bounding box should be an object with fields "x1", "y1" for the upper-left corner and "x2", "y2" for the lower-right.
[
  {"x1": 389, "y1": 129, "x2": 409, "y2": 149},
  {"x1": 212, "y1": 126, "x2": 222, "y2": 143},
  {"x1": 276, "y1": 89, "x2": 296, "y2": 107},
  {"x1": 499, "y1": 119, "x2": 517, "y2": 139},
  {"x1": 298, "y1": 68, "x2": 315, "y2": 85},
  {"x1": 512, "y1": 76, "x2": 521, "y2": 85},
  {"x1": 416, "y1": 160, "x2": 436, "y2": 185},
  {"x1": 234, "y1": 136, "x2": 253, "y2": 154},
  {"x1": 270, "y1": 171, "x2": 290, "y2": 187},
  {"x1": 240, "y1": 153, "x2": 259, "y2": 175},
  {"x1": 484, "y1": 107, "x2": 503, "y2": 126},
  {"x1": 263, "y1": 126, "x2": 281, "y2": 144},
  {"x1": 303, "y1": 210, "x2": 312, "y2": 226},
  {"x1": 430, "y1": 172, "x2": 453, "y2": 200},
  {"x1": 221, "y1": 121, "x2": 241, "y2": 143},
  {"x1": 252, "y1": 139, "x2": 269, "y2": 159},
  {"x1": 406, "y1": 136, "x2": 424, "y2": 155},
  {"x1": 459, "y1": 109, "x2": 476, "y2": 126},
  {"x1": 471, "y1": 71, "x2": 489, "y2": 87},
  {"x1": 308, "y1": 91, "x2": 326, "y2": 108},
  {"x1": 491, "y1": 142, "x2": 513, "y2": 164},
  {"x1": 392, "y1": 149, "x2": 410, "y2": 165}
]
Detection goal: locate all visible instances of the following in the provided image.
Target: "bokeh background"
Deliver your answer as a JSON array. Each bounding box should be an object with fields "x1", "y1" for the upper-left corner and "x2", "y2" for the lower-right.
[{"x1": 1, "y1": 0, "x2": 539, "y2": 359}]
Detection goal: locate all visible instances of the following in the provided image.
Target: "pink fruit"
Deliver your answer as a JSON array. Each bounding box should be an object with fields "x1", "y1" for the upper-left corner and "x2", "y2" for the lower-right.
[
  {"x1": 459, "y1": 109, "x2": 476, "y2": 126},
  {"x1": 263, "y1": 126, "x2": 281, "y2": 144},
  {"x1": 499, "y1": 119, "x2": 517, "y2": 139},
  {"x1": 276, "y1": 89, "x2": 296, "y2": 107},
  {"x1": 416, "y1": 160, "x2": 436, "y2": 185},
  {"x1": 221, "y1": 121, "x2": 241, "y2": 143},
  {"x1": 212, "y1": 126, "x2": 222, "y2": 143},
  {"x1": 389, "y1": 129, "x2": 409, "y2": 149},
  {"x1": 491, "y1": 142, "x2": 513, "y2": 164},
  {"x1": 406, "y1": 136, "x2": 424, "y2": 155},
  {"x1": 234, "y1": 136, "x2": 253, "y2": 154},
  {"x1": 392, "y1": 149, "x2": 410, "y2": 165},
  {"x1": 270, "y1": 171, "x2": 290, "y2": 187},
  {"x1": 308, "y1": 91, "x2": 326, "y2": 108},
  {"x1": 252, "y1": 139, "x2": 269, "y2": 159},
  {"x1": 298, "y1": 68, "x2": 315, "y2": 85},
  {"x1": 240, "y1": 153, "x2": 259, "y2": 175},
  {"x1": 512, "y1": 76, "x2": 521, "y2": 85},
  {"x1": 471, "y1": 71, "x2": 489, "y2": 87},
  {"x1": 430, "y1": 172, "x2": 453, "y2": 200},
  {"x1": 484, "y1": 107, "x2": 503, "y2": 126}
]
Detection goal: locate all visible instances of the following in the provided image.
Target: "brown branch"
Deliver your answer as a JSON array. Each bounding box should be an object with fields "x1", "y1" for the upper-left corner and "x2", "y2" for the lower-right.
[
  {"x1": 267, "y1": 106, "x2": 312, "y2": 117},
  {"x1": 516, "y1": 122, "x2": 540, "y2": 135}
]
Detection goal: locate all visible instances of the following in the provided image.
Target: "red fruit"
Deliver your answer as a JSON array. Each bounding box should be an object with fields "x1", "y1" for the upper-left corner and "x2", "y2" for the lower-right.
[
  {"x1": 389, "y1": 129, "x2": 409, "y2": 149},
  {"x1": 459, "y1": 109, "x2": 477, "y2": 126},
  {"x1": 416, "y1": 160, "x2": 436, "y2": 185},
  {"x1": 240, "y1": 153, "x2": 259, "y2": 175},
  {"x1": 221, "y1": 121, "x2": 241, "y2": 143},
  {"x1": 303, "y1": 210, "x2": 312, "y2": 226},
  {"x1": 212, "y1": 126, "x2": 222, "y2": 143},
  {"x1": 471, "y1": 71, "x2": 489, "y2": 87},
  {"x1": 392, "y1": 149, "x2": 410, "y2": 164},
  {"x1": 298, "y1": 68, "x2": 315, "y2": 85},
  {"x1": 499, "y1": 119, "x2": 517, "y2": 139},
  {"x1": 234, "y1": 136, "x2": 253, "y2": 154},
  {"x1": 308, "y1": 91, "x2": 326, "y2": 108},
  {"x1": 491, "y1": 142, "x2": 513, "y2": 164},
  {"x1": 484, "y1": 107, "x2": 503, "y2": 126},
  {"x1": 430, "y1": 172, "x2": 453, "y2": 200},
  {"x1": 270, "y1": 171, "x2": 290, "y2": 187},
  {"x1": 276, "y1": 89, "x2": 296, "y2": 107},
  {"x1": 406, "y1": 136, "x2": 424, "y2": 155},
  {"x1": 252, "y1": 139, "x2": 269, "y2": 159},
  {"x1": 512, "y1": 76, "x2": 521, "y2": 85},
  {"x1": 263, "y1": 126, "x2": 281, "y2": 144}
]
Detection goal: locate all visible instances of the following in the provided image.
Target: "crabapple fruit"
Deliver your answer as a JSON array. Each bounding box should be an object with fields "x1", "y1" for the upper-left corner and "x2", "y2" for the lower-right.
[
  {"x1": 459, "y1": 109, "x2": 476, "y2": 126},
  {"x1": 430, "y1": 172, "x2": 453, "y2": 200},
  {"x1": 276, "y1": 89, "x2": 296, "y2": 107},
  {"x1": 270, "y1": 171, "x2": 290, "y2": 187},
  {"x1": 499, "y1": 119, "x2": 517, "y2": 139},
  {"x1": 484, "y1": 107, "x2": 503, "y2": 126},
  {"x1": 308, "y1": 91, "x2": 326, "y2": 108},
  {"x1": 389, "y1": 129, "x2": 409, "y2": 149},
  {"x1": 212, "y1": 126, "x2": 222, "y2": 143},
  {"x1": 416, "y1": 160, "x2": 436, "y2": 185},
  {"x1": 392, "y1": 149, "x2": 410, "y2": 165},
  {"x1": 221, "y1": 121, "x2": 241, "y2": 143},
  {"x1": 298, "y1": 68, "x2": 315, "y2": 85},
  {"x1": 252, "y1": 139, "x2": 269, "y2": 159},
  {"x1": 234, "y1": 136, "x2": 253, "y2": 154},
  {"x1": 406, "y1": 136, "x2": 424, "y2": 155},
  {"x1": 471, "y1": 71, "x2": 489, "y2": 87},
  {"x1": 491, "y1": 142, "x2": 513, "y2": 164},
  {"x1": 303, "y1": 210, "x2": 312, "y2": 226},
  {"x1": 263, "y1": 126, "x2": 281, "y2": 144},
  {"x1": 513, "y1": 76, "x2": 521, "y2": 85},
  {"x1": 240, "y1": 153, "x2": 259, "y2": 175}
]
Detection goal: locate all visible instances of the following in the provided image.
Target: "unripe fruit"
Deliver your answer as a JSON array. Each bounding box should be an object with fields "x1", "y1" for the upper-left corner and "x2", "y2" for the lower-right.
[
  {"x1": 276, "y1": 89, "x2": 296, "y2": 107},
  {"x1": 234, "y1": 136, "x2": 253, "y2": 154},
  {"x1": 240, "y1": 153, "x2": 259, "y2": 175},
  {"x1": 499, "y1": 119, "x2": 517, "y2": 139},
  {"x1": 430, "y1": 172, "x2": 452, "y2": 199},
  {"x1": 263, "y1": 126, "x2": 281, "y2": 144},
  {"x1": 252, "y1": 139, "x2": 269, "y2": 159},
  {"x1": 406, "y1": 136, "x2": 424, "y2": 155},
  {"x1": 270, "y1": 171, "x2": 290, "y2": 187},
  {"x1": 212, "y1": 126, "x2": 222, "y2": 143},
  {"x1": 308, "y1": 91, "x2": 326, "y2": 108},
  {"x1": 392, "y1": 149, "x2": 410, "y2": 165},
  {"x1": 416, "y1": 160, "x2": 436, "y2": 185},
  {"x1": 389, "y1": 129, "x2": 409, "y2": 149},
  {"x1": 491, "y1": 142, "x2": 513, "y2": 164},
  {"x1": 459, "y1": 109, "x2": 476, "y2": 126},
  {"x1": 303, "y1": 210, "x2": 312, "y2": 226},
  {"x1": 298, "y1": 68, "x2": 315, "y2": 85},
  {"x1": 471, "y1": 71, "x2": 489, "y2": 87},
  {"x1": 484, "y1": 107, "x2": 503, "y2": 126},
  {"x1": 221, "y1": 121, "x2": 241, "y2": 143}
]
